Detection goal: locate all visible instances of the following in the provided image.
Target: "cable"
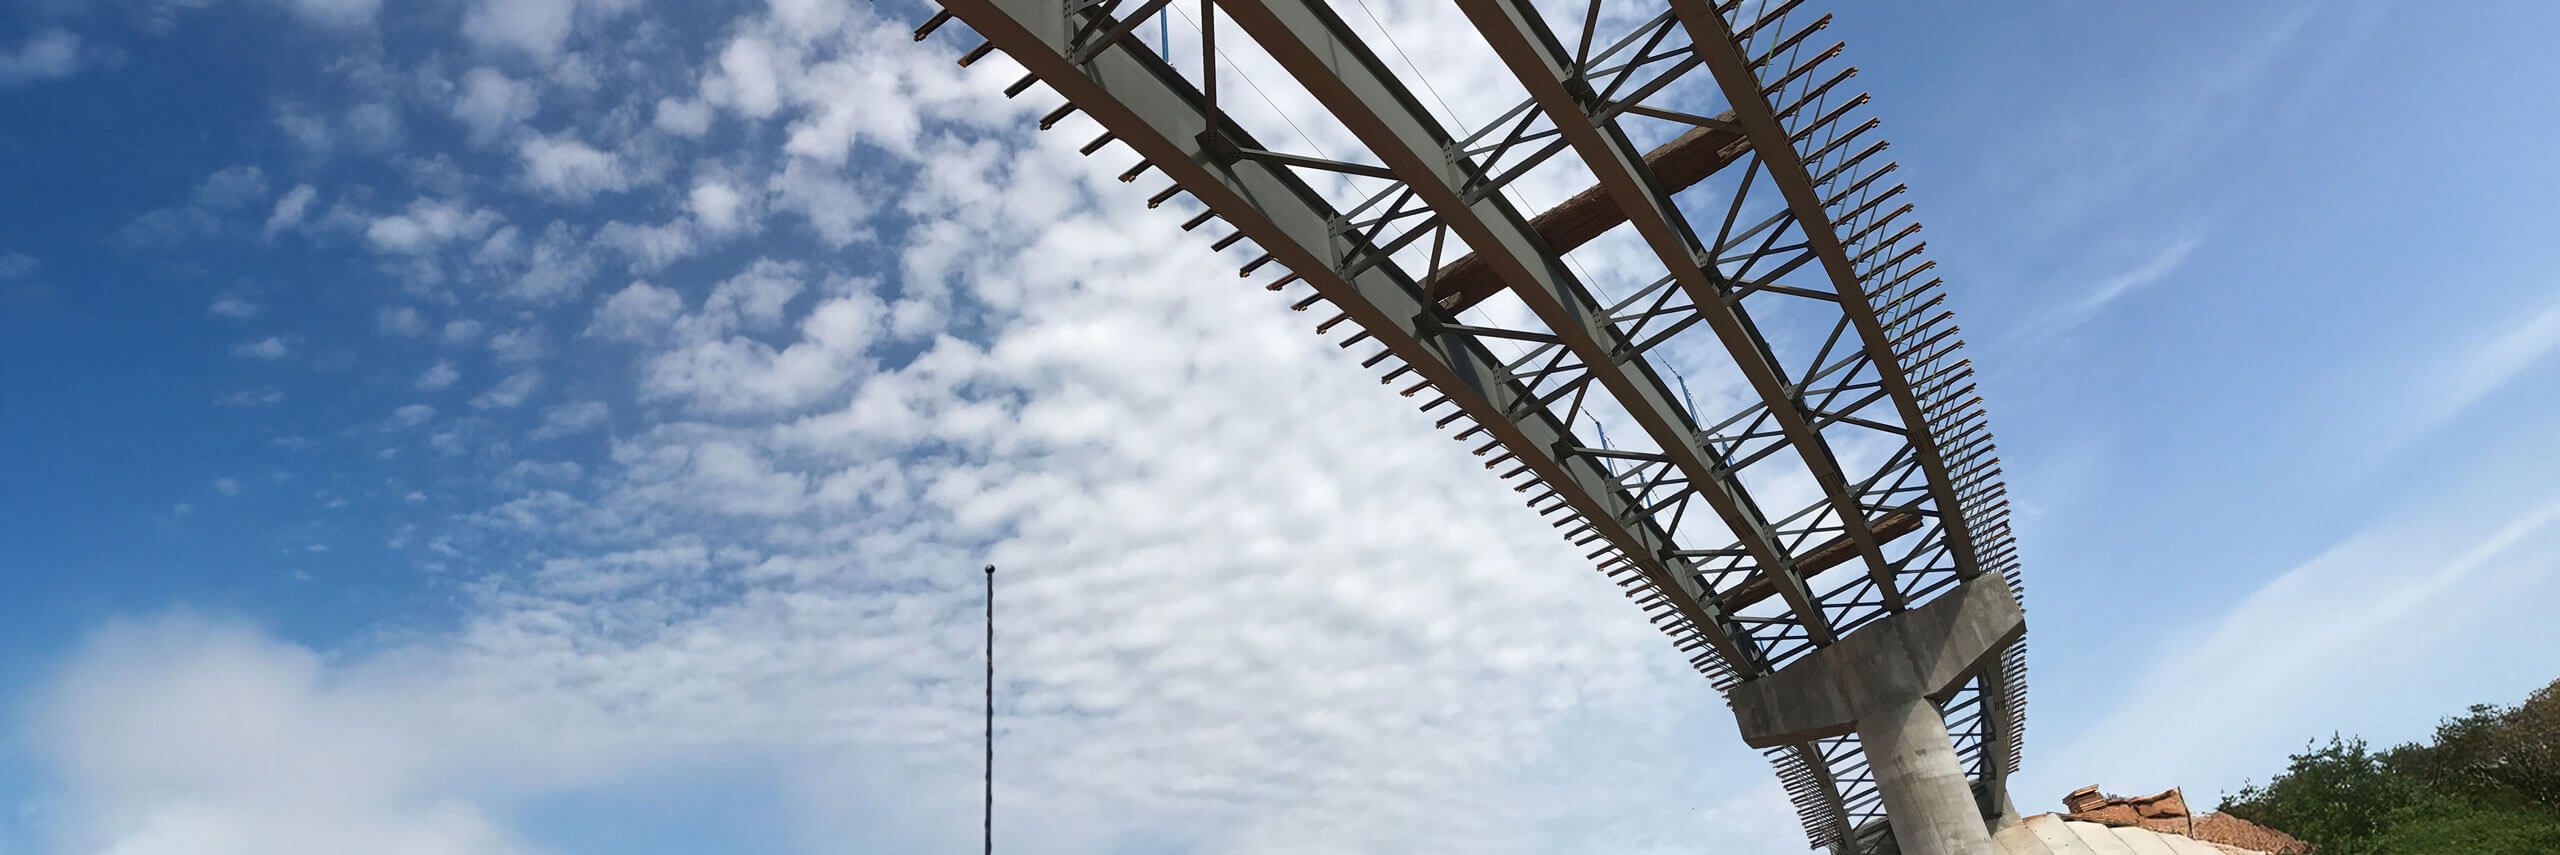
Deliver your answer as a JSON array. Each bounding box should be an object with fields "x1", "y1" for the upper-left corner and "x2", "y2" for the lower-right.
[
  {"x1": 1348, "y1": 0, "x2": 1620, "y2": 306},
  {"x1": 1166, "y1": 2, "x2": 1330, "y2": 160},
  {"x1": 1350, "y1": 0, "x2": 1467, "y2": 137},
  {"x1": 1345, "y1": 0, "x2": 1578, "y2": 363}
]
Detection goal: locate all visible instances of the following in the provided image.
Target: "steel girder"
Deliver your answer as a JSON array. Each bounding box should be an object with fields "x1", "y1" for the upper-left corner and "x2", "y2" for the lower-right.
[
  {"x1": 920, "y1": 0, "x2": 1760, "y2": 681},
  {"x1": 911, "y1": 0, "x2": 2028, "y2": 850},
  {"x1": 1451, "y1": 0, "x2": 1908, "y2": 617},
  {"x1": 1663, "y1": 3, "x2": 2029, "y2": 846},
  {"x1": 1210, "y1": 0, "x2": 1846, "y2": 650}
]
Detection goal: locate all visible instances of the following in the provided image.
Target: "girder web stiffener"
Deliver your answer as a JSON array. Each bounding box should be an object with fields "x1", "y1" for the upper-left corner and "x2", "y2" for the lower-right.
[{"x1": 911, "y1": 0, "x2": 2026, "y2": 850}]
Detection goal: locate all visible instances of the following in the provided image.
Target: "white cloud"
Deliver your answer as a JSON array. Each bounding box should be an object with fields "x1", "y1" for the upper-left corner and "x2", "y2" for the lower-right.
[
  {"x1": 273, "y1": 104, "x2": 334, "y2": 156},
  {"x1": 2018, "y1": 233, "x2": 2201, "y2": 343},
  {"x1": 532, "y1": 400, "x2": 608, "y2": 439},
  {"x1": 388, "y1": 404, "x2": 437, "y2": 429},
  {"x1": 460, "y1": 0, "x2": 586, "y2": 60},
  {"x1": 517, "y1": 134, "x2": 628, "y2": 201},
  {"x1": 213, "y1": 478, "x2": 242, "y2": 496},
  {"x1": 611, "y1": 438, "x2": 811, "y2": 517},
  {"x1": 208, "y1": 293, "x2": 262, "y2": 319},
  {"x1": 653, "y1": 97, "x2": 712, "y2": 137},
  {"x1": 192, "y1": 166, "x2": 269, "y2": 211},
  {"x1": 366, "y1": 199, "x2": 501, "y2": 255},
  {"x1": 0, "y1": 29, "x2": 85, "y2": 88},
  {"x1": 2044, "y1": 491, "x2": 2560, "y2": 803},
  {"x1": 429, "y1": 430, "x2": 468, "y2": 457},
  {"x1": 30, "y1": 615, "x2": 538, "y2": 855},
  {"x1": 21, "y1": 5, "x2": 1829, "y2": 854},
  {"x1": 488, "y1": 327, "x2": 543, "y2": 363},
  {"x1": 377, "y1": 306, "x2": 427, "y2": 337},
  {"x1": 594, "y1": 219, "x2": 696, "y2": 272},
  {"x1": 471, "y1": 370, "x2": 541, "y2": 410},
  {"x1": 781, "y1": 60, "x2": 922, "y2": 165},
  {"x1": 441, "y1": 319, "x2": 486, "y2": 345},
  {"x1": 263, "y1": 184, "x2": 317, "y2": 239},
  {"x1": 768, "y1": 159, "x2": 875, "y2": 247},
  {"x1": 702, "y1": 260, "x2": 802, "y2": 330},
  {"x1": 507, "y1": 222, "x2": 595, "y2": 302},
  {"x1": 0, "y1": 251, "x2": 37, "y2": 279},
  {"x1": 588, "y1": 280, "x2": 684, "y2": 340},
  {"x1": 688, "y1": 179, "x2": 750, "y2": 235},
  {"x1": 114, "y1": 207, "x2": 221, "y2": 248},
  {"x1": 273, "y1": 0, "x2": 381, "y2": 29},
  {"x1": 2396, "y1": 295, "x2": 2560, "y2": 447},
  {"x1": 638, "y1": 283, "x2": 878, "y2": 415},
  {"x1": 111, "y1": 166, "x2": 283, "y2": 248},
  {"x1": 345, "y1": 102, "x2": 404, "y2": 151},
  {"x1": 231, "y1": 337, "x2": 290, "y2": 361},
  {"x1": 217, "y1": 388, "x2": 285, "y2": 408},
  {"x1": 416, "y1": 361, "x2": 460, "y2": 391},
  {"x1": 449, "y1": 68, "x2": 537, "y2": 145},
  {"x1": 705, "y1": 35, "x2": 782, "y2": 119}
]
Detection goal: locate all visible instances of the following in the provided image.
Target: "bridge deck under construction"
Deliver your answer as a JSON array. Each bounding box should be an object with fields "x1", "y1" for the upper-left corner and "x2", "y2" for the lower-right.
[{"x1": 913, "y1": 1, "x2": 2029, "y2": 850}]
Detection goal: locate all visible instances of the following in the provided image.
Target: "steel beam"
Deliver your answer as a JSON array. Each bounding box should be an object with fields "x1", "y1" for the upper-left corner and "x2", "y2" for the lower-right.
[
  {"x1": 1455, "y1": 0, "x2": 1910, "y2": 613},
  {"x1": 1671, "y1": 5, "x2": 2027, "y2": 845},
  {"x1": 1423, "y1": 122, "x2": 1749, "y2": 312},
  {"x1": 1670, "y1": 0, "x2": 1986, "y2": 583},
  {"x1": 928, "y1": 0, "x2": 1762, "y2": 673},
  {"x1": 1214, "y1": 0, "x2": 1840, "y2": 646},
  {"x1": 918, "y1": 2, "x2": 2030, "y2": 850}
]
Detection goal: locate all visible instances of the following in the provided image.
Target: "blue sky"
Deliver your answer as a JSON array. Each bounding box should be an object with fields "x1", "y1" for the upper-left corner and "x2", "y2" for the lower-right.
[{"x1": 3, "y1": 0, "x2": 2559, "y2": 853}]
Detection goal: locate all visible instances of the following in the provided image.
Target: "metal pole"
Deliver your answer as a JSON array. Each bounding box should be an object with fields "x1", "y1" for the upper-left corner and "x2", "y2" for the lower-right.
[
  {"x1": 983, "y1": 563, "x2": 995, "y2": 855},
  {"x1": 1200, "y1": 0, "x2": 1216, "y2": 115}
]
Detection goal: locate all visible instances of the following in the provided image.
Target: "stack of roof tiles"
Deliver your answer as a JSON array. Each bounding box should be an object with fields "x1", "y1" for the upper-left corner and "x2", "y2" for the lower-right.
[{"x1": 1992, "y1": 785, "x2": 2311, "y2": 855}]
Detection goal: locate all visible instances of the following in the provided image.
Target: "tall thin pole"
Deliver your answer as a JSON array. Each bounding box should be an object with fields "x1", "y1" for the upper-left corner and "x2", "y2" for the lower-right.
[{"x1": 983, "y1": 563, "x2": 995, "y2": 855}]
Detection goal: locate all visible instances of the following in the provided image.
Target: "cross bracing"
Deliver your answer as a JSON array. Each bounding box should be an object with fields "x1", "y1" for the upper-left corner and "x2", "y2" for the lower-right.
[{"x1": 912, "y1": 1, "x2": 2027, "y2": 850}]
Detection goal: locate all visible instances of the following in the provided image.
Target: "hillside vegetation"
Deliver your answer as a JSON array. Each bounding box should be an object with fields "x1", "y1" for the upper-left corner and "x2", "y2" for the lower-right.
[{"x1": 2217, "y1": 677, "x2": 2560, "y2": 854}]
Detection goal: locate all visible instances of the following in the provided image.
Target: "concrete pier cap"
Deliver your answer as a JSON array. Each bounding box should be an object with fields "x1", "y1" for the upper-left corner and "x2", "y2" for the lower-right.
[{"x1": 1728, "y1": 579, "x2": 2027, "y2": 855}]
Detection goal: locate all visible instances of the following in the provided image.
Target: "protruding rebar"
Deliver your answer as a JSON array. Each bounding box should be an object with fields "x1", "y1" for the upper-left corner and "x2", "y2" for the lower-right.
[
  {"x1": 1038, "y1": 103, "x2": 1078, "y2": 129},
  {"x1": 915, "y1": 9, "x2": 954, "y2": 41}
]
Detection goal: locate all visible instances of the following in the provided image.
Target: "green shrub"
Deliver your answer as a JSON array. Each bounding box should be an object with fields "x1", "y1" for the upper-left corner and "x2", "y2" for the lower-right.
[{"x1": 2218, "y1": 678, "x2": 2560, "y2": 854}]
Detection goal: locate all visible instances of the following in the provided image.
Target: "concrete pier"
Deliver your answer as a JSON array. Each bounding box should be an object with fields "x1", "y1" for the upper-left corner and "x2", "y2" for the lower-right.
[
  {"x1": 1727, "y1": 579, "x2": 2027, "y2": 854},
  {"x1": 1859, "y1": 695, "x2": 1998, "y2": 855}
]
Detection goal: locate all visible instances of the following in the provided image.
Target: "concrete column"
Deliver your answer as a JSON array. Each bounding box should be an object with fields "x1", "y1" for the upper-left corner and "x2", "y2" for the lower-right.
[
  {"x1": 1856, "y1": 694, "x2": 1998, "y2": 855},
  {"x1": 1726, "y1": 580, "x2": 2027, "y2": 854}
]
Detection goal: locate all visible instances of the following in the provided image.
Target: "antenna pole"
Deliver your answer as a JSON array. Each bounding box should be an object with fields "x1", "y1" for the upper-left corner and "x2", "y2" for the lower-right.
[{"x1": 983, "y1": 563, "x2": 995, "y2": 855}]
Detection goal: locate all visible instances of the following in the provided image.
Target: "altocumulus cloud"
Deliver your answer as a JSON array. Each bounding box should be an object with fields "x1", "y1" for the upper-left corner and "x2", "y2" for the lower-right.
[{"x1": 22, "y1": 1, "x2": 1818, "y2": 853}]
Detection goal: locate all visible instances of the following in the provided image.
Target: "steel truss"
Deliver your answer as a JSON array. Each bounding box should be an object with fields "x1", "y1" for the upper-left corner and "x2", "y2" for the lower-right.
[{"x1": 914, "y1": 0, "x2": 2026, "y2": 849}]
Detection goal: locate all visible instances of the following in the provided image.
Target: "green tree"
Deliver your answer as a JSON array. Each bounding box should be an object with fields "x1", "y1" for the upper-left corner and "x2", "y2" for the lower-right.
[
  {"x1": 2358, "y1": 803, "x2": 2560, "y2": 855},
  {"x1": 2418, "y1": 679, "x2": 2560, "y2": 810},
  {"x1": 2218, "y1": 678, "x2": 2560, "y2": 855},
  {"x1": 2221, "y1": 735, "x2": 2433, "y2": 851}
]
